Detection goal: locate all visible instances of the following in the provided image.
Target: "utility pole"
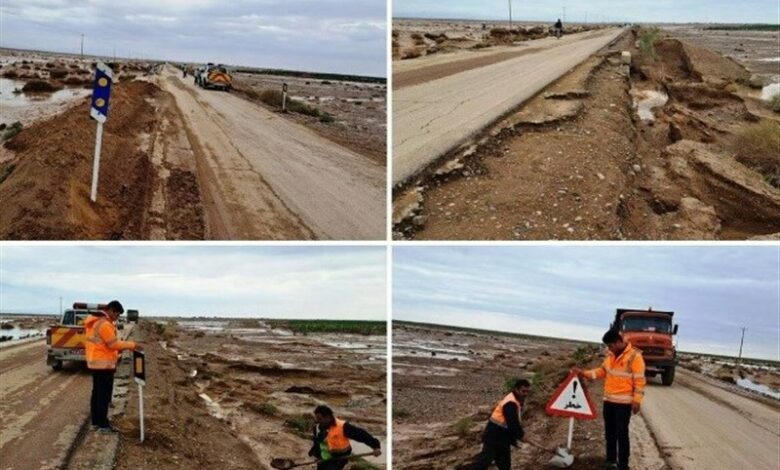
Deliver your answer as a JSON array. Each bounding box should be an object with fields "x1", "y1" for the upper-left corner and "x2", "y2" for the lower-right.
[
  {"x1": 80, "y1": 33, "x2": 84, "y2": 59},
  {"x1": 59, "y1": 297, "x2": 63, "y2": 315},
  {"x1": 508, "y1": 0, "x2": 512, "y2": 31},
  {"x1": 563, "y1": 6, "x2": 566, "y2": 23},
  {"x1": 736, "y1": 327, "x2": 746, "y2": 371}
]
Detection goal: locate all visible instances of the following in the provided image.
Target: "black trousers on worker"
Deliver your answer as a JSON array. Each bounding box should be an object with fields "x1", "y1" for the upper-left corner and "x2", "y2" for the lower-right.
[
  {"x1": 316, "y1": 459, "x2": 348, "y2": 470},
  {"x1": 90, "y1": 369, "x2": 115, "y2": 428},
  {"x1": 603, "y1": 401, "x2": 632, "y2": 470},
  {"x1": 468, "y1": 440, "x2": 512, "y2": 470}
]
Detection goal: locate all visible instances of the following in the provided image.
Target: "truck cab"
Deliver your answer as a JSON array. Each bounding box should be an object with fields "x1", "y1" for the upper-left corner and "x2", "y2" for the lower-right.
[{"x1": 612, "y1": 308, "x2": 679, "y2": 385}]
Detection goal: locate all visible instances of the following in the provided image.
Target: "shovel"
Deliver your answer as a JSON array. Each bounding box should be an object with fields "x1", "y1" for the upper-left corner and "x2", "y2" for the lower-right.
[
  {"x1": 523, "y1": 438, "x2": 575, "y2": 468},
  {"x1": 271, "y1": 451, "x2": 377, "y2": 470}
]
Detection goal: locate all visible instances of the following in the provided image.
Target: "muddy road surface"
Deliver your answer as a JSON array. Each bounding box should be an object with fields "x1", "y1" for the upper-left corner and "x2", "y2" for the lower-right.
[
  {"x1": 113, "y1": 320, "x2": 386, "y2": 470},
  {"x1": 161, "y1": 66, "x2": 385, "y2": 240},
  {"x1": 392, "y1": 28, "x2": 624, "y2": 186},
  {"x1": 643, "y1": 368, "x2": 780, "y2": 470},
  {"x1": 0, "y1": 339, "x2": 88, "y2": 470}
]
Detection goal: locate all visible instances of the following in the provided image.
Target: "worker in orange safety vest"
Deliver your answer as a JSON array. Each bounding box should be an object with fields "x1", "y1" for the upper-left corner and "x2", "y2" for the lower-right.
[
  {"x1": 84, "y1": 300, "x2": 142, "y2": 433},
  {"x1": 465, "y1": 378, "x2": 531, "y2": 470},
  {"x1": 309, "y1": 405, "x2": 382, "y2": 469},
  {"x1": 574, "y1": 328, "x2": 645, "y2": 470}
]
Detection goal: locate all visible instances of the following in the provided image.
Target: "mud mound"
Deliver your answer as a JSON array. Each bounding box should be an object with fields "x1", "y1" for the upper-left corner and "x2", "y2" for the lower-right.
[
  {"x1": 0, "y1": 80, "x2": 161, "y2": 239},
  {"x1": 165, "y1": 169, "x2": 205, "y2": 238},
  {"x1": 21, "y1": 80, "x2": 61, "y2": 93}
]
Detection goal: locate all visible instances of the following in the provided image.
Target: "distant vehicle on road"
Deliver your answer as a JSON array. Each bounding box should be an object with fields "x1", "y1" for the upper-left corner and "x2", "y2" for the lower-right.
[
  {"x1": 195, "y1": 62, "x2": 233, "y2": 91},
  {"x1": 612, "y1": 308, "x2": 679, "y2": 385}
]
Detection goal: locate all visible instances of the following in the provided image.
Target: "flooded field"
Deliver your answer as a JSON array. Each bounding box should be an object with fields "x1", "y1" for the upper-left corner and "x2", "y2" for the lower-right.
[
  {"x1": 233, "y1": 72, "x2": 387, "y2": 163},
  {"x1": 0, "y1": 77, "x2": 91, "y2": 125},
  {"x1": 115, "y1": 318, "x2": 387, "y2": 470},
  {"x1": 679, "y1": 352, "x2": 780, "y2": 401},
  {"x1": 0, "y1": 315, "x2": 53, "y2": 343}
]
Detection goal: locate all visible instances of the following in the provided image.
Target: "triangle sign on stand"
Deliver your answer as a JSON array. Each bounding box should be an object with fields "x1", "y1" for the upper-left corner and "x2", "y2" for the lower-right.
[{"x1": 545, "y1": 370, "x2": 597, "y2": 420}]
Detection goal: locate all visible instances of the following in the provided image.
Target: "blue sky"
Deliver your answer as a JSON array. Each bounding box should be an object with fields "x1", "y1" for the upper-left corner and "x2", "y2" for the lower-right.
[
  {"x1": 393, "y1": 245, "x2": 780, "y2": 361},
  {"x1": 394, "y1": 0, "x2": 780, "y2": 24},
  {"x1": 0, "y1": 245, "x2": 386, "y2": 320},
  {"x1": 0, "y1": 0, "x2": 386, "y2": 77}
]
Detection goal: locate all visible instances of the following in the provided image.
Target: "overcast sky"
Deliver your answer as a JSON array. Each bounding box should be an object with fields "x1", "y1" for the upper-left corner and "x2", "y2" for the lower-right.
[
  {"x1": 394, "y1": 0, "x2": 780, "y2": 24},
  {"x1": 0, "y1": 245, "x2": 386, "y2": 320},
  {"x1": 0, "y1": 0, "x2": 386, "y2": 77},
  {"x1": 394, "y1": 245, "x2": 780, "y2": 361}
]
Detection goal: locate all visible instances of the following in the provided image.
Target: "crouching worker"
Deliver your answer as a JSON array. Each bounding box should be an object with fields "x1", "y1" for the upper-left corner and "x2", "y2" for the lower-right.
[
  {"x1": 466, "y1": 379, "x2": 531, "y2": 470},
  {"x1": 309, "y1": 405, "x2": 382, "y2": 469},
  {"x1": 85, "y1": 300, "x2": 142, "y2": 433}
]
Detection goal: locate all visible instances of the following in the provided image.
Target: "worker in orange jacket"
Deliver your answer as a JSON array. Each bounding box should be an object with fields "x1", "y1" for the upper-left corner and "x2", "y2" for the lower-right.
[
  {"x1": 84, "y1": 300, "x2": 142, "y2": 433},
  {"x1": 466, "y1": 379, "x2": 531, "y2": 470},
  {"x1": 574, "y1": 329, "x2": 645, "y2": 470},
  {"x1": 309, "y1": 405, "x2": 381, "y2": 470}
]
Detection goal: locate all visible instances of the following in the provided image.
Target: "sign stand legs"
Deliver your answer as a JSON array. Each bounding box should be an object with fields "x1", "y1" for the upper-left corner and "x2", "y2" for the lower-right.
[
  {"x1": 566, "y1": 416, "x2": 574, "y2": 450},
  {"x1": 90, "y1": 121, "x2": 104, "y2": 202},
  {"x1": 138, "y1": 384, "x2": 145, "y2": 443}
]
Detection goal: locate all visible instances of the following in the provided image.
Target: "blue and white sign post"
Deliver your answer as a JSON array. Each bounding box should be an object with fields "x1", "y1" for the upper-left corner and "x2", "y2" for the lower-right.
[{"x1": 89, "y1": 62, "x2": 114, "y2": 202}]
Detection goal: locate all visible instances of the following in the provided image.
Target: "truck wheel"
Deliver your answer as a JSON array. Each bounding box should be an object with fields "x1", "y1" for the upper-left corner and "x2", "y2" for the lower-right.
[
  {"x1": 662, "y1": 367, "x2": 675, "y2": 386},
  {"x1": 51, "y1": 360, "x2": 63, "y2": 371}
]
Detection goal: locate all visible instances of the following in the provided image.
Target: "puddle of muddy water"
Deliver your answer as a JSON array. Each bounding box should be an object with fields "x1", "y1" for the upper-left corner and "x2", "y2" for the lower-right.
[
  {"x1": 736, "y1": 378, "x2": 780, "y2": 400},
  {"x1": 630, "y1": 88, "x2": 669, "y2": 121},
  {"x1": 0, "y1": 77, "x2": 89, "y2": 108},
  {"x1": 760, "y1": 82, "x2": 780, "y2": 101},
  {"x1": 0, "y1": 323, "x2": 45, "y2": 342}
]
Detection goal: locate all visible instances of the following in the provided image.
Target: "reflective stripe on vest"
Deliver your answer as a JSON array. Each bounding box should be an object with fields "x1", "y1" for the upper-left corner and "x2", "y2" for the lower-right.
[
  {"x1": 326, "y1": 419, "x2": 351, "y2": 453},
  {"x1": 604, "y1": 347, "x2": 640, "y2": 403},
  {"x1": 489, "y1": 392, "x2": 521, "y2": 429},
  {"x1": 85, "y1": 315, "x2": 118, "y2": 370}
]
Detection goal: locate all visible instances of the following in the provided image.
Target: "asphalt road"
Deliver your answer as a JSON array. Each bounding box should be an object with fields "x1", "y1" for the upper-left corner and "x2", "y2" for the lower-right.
[
  {"x1": 392, "y1": 28, "x2": 624, "y2": 186},
  {"x1": 642, "y1": 368, "x2": 780, "y2": 470},
  {"x1": 161, "y1": 66, "x2": 386, "y2": 240}
]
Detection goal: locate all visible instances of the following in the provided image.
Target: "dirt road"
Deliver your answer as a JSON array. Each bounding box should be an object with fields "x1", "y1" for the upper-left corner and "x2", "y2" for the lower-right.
[
  {"x1": 392, "y1": 28, "x2": 624, "y2": 186},
  {"x1": 159, "y1": 66, "x2": 385, "y2": 240},
  {"x1": 0, "y1": 339, "x2": 89, "y2": 470},
  {"x1": 643, "y1": 368, "x2": 780, "y2": 470}
]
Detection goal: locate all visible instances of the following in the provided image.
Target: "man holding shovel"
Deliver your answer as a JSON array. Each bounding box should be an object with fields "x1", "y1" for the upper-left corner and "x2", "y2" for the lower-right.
[
  {"x1": 574, "y1": 329, "x2": 646, "y2": 470},
  {"x1": 466, "y1": 379, "x2": 531, "y2": 470},
  {"x1": 308, "y1": 405, "x2": 381, "y2": 470}
]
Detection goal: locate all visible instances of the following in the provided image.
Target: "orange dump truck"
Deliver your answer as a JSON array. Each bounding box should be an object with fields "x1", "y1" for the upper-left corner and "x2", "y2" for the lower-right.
[
  {"x1": 612, "y1": 308, "x2": 679, "y2": 385},
  {"x1": 46, "y1": 302, "x2": 105, "y2": 370}
]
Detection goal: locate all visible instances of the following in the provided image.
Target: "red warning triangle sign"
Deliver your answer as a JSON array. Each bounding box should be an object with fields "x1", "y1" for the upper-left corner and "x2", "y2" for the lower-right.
[{"x1": 545, "y1": 370, "x2": 597, "y2": 419}]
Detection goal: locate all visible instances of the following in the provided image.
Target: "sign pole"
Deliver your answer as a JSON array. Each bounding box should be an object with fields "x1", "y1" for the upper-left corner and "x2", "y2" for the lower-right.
[
  {"x1": 282, "y1": 83, "x2": 288, "y2": 112},
  {"x1": 566, "y1": 416, "x2": 574, "y2": 450},
  {"x1": 90, "y1": 121, "x2": 104, "y2": 202},
  {"x1": 138, "y1": 383, "x2": 145, "y2": 443}
]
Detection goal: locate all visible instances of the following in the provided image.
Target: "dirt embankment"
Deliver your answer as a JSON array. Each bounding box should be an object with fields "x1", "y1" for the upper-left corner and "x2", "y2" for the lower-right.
[
  {"x1": 0, "y1": 79, "x2": 206, "y2": 240},
  {"x1": 392, "y1": 324, "x2": 667, "y2": 470},
  {"x1": 395, "y1": 28, "x2": 780, "y2": 240},
  {"x1": 114, "y1": 320, "x2": 386, "y2": 470}
]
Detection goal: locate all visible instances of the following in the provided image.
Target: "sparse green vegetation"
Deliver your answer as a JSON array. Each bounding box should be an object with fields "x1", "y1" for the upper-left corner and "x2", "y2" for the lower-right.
[
  {"x1": 732, "y1": 120, "x2": 780, "y2": 187},
  {"x1": 770, "y1": 93, "x2": 780, "y2": 113},
  {"x1": 393, "y1": 408, "x2": 410, "y2": 418},
  {"x1": 270, "y1": 320, "x2": 385, "y2": 335},
  {"x1": 639, "y1": 27, "x2": 661, "y2": 59},
  {"x1": 319, "y1": 112, "x2": 336, "y2": 123},
  {"x1": 258, "y1": 89, "x2": 323, "y2": 117},
  {"x1": 454, "y1": 417, "x2": 474, "y2": 437},
  {"x1": 21, "y1": 80, "x2": 61, "y2": 93},
  {"x1": 704, "y1": 24, "x2": 780, "y2": 31},
  {"x1": 1, "y1": 122, "x2": 23, "y2": 142},
  {"x1": 284, "y1": 414, "x2": 313, "y2": 438},
  {"x1": 247, "y1": 402, "x2": 278, "y2": 416},
  {"x1": 0, "y1": 163, "x2": 14, "y2": 184},
  {"x1": 402, "y1": 49, "x2": 422, "y2": 60}
]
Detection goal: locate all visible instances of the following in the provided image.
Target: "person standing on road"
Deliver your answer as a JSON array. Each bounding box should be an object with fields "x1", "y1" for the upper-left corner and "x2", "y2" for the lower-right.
[
  {"x1": 554, "y1": 18, "x2": 563, "y2": 37},
  {"x1": 465, "y1": 379, "x2": 531, "y2": 470},
  {"x1": 574, "y1": 329, "x2": 646, "y2": 470},
  {"x1": 85, "y1": 300, "x2": 142, "y2": 433},
  {"x1": 309, "y1": 405, "x2": 382, "y2": 469}
]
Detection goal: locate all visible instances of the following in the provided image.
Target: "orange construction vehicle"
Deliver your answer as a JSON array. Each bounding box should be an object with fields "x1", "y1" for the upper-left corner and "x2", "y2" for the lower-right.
[
  {"x1": 195, "y1": 63, "x2": 232, "y2": 91},
  {"x1": 611, "y1": 308, "x2": 679, "y2": 385}
]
